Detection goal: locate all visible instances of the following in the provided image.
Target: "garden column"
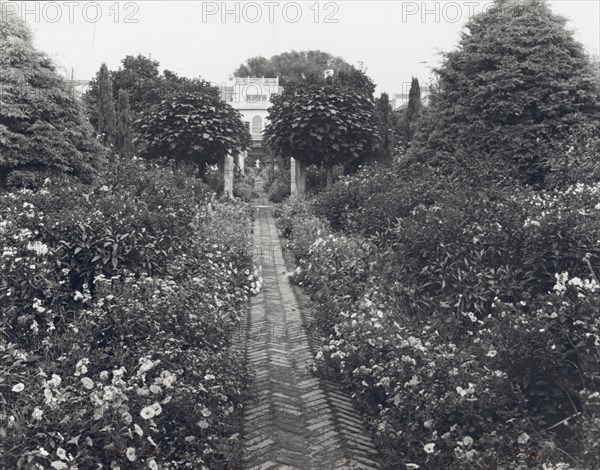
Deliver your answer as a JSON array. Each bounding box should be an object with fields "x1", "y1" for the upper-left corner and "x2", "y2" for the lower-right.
[
  {"x1": 224, "y1": 154, "x2": 234, "y2": 199},
  {"x1": 238, "y1": 151, "x2": 246, "y2": 175}
]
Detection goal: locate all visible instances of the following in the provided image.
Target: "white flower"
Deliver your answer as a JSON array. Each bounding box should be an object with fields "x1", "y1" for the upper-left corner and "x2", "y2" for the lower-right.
[
  {"x1": 121, "y1": 412, "x2": 133, "y2": 425},
  {"x1": 151, "y1": 402, "x2": 162, "y2": 416},
  {"x1": 148, "y1": 459, "x2": 159, "y2": 470},
  {"x1": 486, "y1": 349, "x2": 497, "y2": 358},
  {"x1": 81, "y1": 377, "x2": 94, "y2": 390},
  {"x1": 56, "y1": 447, "x2": 67, "y2": 460},
  {"x1": 32, "y1": 407, "x2": 44, "y2": 420},
  {"x1": 140, "y1": 406, "x2": 155, "y2": 420},
  {"x1": 517, "y1": 432, "x2": 530, "y2": 444},
  {"x1": 462, "y1": 436, "x2": 473, "y2": 447},
  {"x1": 12, "y1": 383, "x2": 24, "y2": 392},
  {"x1": 134, "y1": 423, "x2": 144, "y2": 436},
  {"x1": 74, "y1": 358, "x2": 89, "y2": 376},
  {"x1": 27, "y1": 241, "x2": 49, "y2": 256},
  {"x1": 456, "y1": 386, "x2": 467, "y2": 397},
  {"x1": 198, "y1": 419, "x2": 209, "y2": 429},
  {"x1": 126, "y1": 447, "x2": 137, "y2": 462},
  {"x1": 424, "y1": 443, "x2": 435, "y2": 454}
]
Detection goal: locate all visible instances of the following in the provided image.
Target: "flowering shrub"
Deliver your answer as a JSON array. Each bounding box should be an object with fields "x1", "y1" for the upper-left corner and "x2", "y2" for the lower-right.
[
  {"x1": 267, "y1": 177, "x2": 290, "y2": 203},
  {"x1": 313, "y1": 164, "x2": 446, "y2": 236},
  {"x1": 0, "y1": 157, "x2": 257, "y2": 469},
  {"x1": 275, "y1": 179, "x2": 600, "y2": 469},
  {"x1": 233, "y1": 168, "x2": 259, "y2": 202}
]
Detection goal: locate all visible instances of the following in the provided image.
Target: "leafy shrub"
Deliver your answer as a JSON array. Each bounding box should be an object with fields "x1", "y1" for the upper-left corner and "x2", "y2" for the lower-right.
[
  {"x1": 276, "y1": 180, "x2": 600, "y2": 469},
  {"x1": 273, "y1": 196, "x2": 315, "y2": 239},
  {"x1": 313, "y1": 164, "x2": 447, "y2": 236},
  {"x1": 267, "y1": 176, "x2": 290, "y2": 203},
  {"x1": 233, "y1": 168, "x2": 259, "y2": 202},
  {"x1": 204, "y1": 165, "x2": 224, "y2": 195},
  {"x1": 0, "y1": 157, "x2": 257, "y2": 469}
]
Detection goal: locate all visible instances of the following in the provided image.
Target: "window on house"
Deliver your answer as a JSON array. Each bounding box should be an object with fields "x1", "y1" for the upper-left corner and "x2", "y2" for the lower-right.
[
  {"x1": 252, "y1": 116, "x2": 262, "y2": 134},
  {"x1": 247, "y1": 94, "x2": 267, "y2": 102}
]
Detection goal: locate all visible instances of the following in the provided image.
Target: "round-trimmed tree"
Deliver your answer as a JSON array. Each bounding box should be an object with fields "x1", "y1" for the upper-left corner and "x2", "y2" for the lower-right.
[
  {"x1": 264, "y1": 77, "x2": 379, "y2": 191},
  {"x1": 135, "y1": 88, "x2": 250, "y2": 176},
  {"x1": 0, "y1": 5, "x2": 103, "y2": 187},
  {"x1": 408, "y1": 0, "x2": 600, "y2": 187}
]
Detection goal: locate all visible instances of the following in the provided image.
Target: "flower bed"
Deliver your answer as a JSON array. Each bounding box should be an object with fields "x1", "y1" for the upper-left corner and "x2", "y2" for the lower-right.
[
  {"x1": 0, "y1": 157, "x2": 258, "y2": 469},
  {"x1": 276, "y1": 182, "x2": 600, "y2": 469}
]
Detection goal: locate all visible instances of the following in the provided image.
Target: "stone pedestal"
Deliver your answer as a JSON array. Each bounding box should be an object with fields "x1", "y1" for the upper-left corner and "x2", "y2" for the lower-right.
[
  {"x1": 224, "y1": 154, "x2": 234, "y2": 199},
  {"x1": 290, "y1": 157, "x2": 306, "y2": 196}
]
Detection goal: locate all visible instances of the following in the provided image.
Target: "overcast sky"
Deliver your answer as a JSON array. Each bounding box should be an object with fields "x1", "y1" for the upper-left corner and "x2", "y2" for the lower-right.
[{"x1": 15, "y1": 0, "x2": 600, "y2": 95}]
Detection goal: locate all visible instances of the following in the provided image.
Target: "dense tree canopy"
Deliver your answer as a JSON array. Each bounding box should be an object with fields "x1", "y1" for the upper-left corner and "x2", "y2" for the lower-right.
[
  {"x1": 135, "y1": 89, "x2": 250, "y2": 174},
  {"x1": 84, "y1": 55, "x2": 213, "y2": 128},
  {"x1": 408, "y1": 0, "x2": 600, "y2": 187},
  {"x1": 264, "y1": 77, "x2": 379, "y2": 169},
  {"x1": 0, "y1": 5, "x2": 103, "y2": 187},
  {"x1": 233, "y1": 50, "x2": 357, "y2": 86}
]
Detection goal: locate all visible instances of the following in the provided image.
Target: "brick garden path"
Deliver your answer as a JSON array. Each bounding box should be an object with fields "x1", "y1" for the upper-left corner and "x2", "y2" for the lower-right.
[{"x1": 240, "y1": 196, "x2": 381, "y2": 470}]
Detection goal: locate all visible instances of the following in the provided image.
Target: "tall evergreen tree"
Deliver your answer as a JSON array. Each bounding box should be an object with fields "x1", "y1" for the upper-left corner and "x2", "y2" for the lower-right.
[
  {"x1": 374, "y1": 93, "x2": 394, "y2": 166},
  {"x1": 408, "y1": 0, "x2": 600, "y2": 187},
  {"x1": 0, "y1": 4, "x2": 102, "y2": 187},
  {"x1": 97, "y1": 63, "x2": 117, "y2": 147},
  {"x1": 116, "y1": 89, "x2": 133, "y2": 158},
  {"x1": 404, "y1": 77, "x2": 422, "y2": 141}
]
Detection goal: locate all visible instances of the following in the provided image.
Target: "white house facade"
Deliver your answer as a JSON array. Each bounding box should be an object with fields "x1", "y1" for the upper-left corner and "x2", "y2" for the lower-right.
[{"x1": 221, "y1": 77, "x2": 282, "y2": 168}]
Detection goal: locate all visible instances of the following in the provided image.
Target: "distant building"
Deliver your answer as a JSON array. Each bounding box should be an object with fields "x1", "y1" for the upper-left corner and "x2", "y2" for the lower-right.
[
  {"x1": 221, "y1": 77, "x2": 282, "y2": 167},
  {"x1": 391, "y1": 83, "x2": 431, "y2": 110}
]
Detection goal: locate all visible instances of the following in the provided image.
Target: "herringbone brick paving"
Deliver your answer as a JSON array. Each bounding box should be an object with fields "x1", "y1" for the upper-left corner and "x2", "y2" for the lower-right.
[{"x1": 241, "y1": 197, "x2": 380, "y2": 470}]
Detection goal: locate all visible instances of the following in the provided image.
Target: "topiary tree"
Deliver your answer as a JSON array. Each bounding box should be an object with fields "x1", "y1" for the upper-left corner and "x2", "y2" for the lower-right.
[
  {"x1": 0, "y1": 4, "x2": 103, "y2": 187},
  {"x1": 135, "y1": 88, "x2": 250, "y2": 178},
  {"x1": 116, "y1": 89, "x2": 133, "y2": 158},
  {"x1": 97, "y1": 63, "x2": 117, "y2": 146},
  {"x1": 408, "y1": 0, "x2": 600, "y2": 187},
  {"x1": 264, "y1": 77, "x2": 379, "y2": 193}
]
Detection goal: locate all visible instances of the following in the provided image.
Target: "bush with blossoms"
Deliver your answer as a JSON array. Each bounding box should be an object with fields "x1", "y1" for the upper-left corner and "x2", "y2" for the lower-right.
[
  {"x1": 0, "y1": 156, "x2": 261, "y2": 469},
  {"x1": 276, "y1": 179, "x2": 600, "y2": 469}
]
